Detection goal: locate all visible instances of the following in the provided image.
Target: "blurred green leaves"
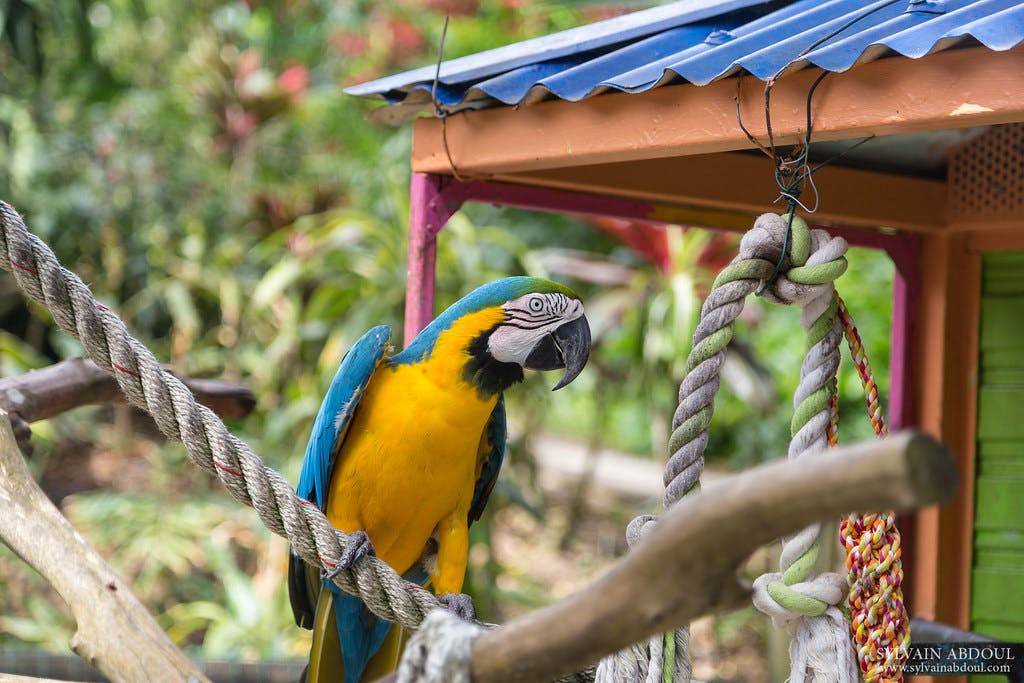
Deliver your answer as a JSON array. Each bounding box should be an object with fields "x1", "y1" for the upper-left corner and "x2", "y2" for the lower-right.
[
  {"x1": 0, "y1": 0, "x2": 895, "y2": 664},
  {"x1": 0, "y1": 0, "x2": 602, "y2": 659}
]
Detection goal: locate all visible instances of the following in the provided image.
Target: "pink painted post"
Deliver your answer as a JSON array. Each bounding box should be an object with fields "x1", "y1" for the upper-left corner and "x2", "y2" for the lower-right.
[
  {"x1": 882, "y1": 236, "x2": 920, "y2": 432},
  {"x1": 404, "y1": 173, "x2": 466, "y2": 345}
]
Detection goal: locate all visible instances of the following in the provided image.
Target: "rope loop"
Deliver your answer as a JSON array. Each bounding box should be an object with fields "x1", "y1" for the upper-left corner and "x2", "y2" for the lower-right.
[
  {"x1": 600, "y1": 211, "x2": 852, "y2": 683},
  {"x1": 396, "y1": 610, "x2": 484, "y2": 683}
]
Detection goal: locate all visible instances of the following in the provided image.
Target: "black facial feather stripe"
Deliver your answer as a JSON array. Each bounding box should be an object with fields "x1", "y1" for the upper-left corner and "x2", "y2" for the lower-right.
[
  {"x1": 505, "y1": 309, "x2": 558, "y2": 320},
  {"x1": 504, "y1": 311, "x2": 559, "y2": 325},
  {"x1": 503, "y1": 293, "x2": 577, "y2": 327},
  {"x1": 500, "y1": 320, "x2": 555, "y2": 331}
]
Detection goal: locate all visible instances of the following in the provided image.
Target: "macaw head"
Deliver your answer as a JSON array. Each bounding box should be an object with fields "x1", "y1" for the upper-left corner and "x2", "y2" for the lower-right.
[
  {"x1": 396, "y1": 276, "x2": 591, "y2": 396},
  {"x1": 475, "y1": 278, "x2": 591, "y2": 392}
]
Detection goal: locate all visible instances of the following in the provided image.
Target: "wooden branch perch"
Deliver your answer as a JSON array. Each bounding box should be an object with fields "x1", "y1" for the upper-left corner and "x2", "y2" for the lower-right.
[
  {"x1": 0, "y1": 358, "x2": 256, "y2": 448},
  {"x1": 381, "y1": 431, "x2": 957, "y2": 683},
  {"x1": 0, "y1": 358, "x2": 256, "y2": 422},
  {"x1": 0, "y1": 410, "x2": 209, "y2": 683}
]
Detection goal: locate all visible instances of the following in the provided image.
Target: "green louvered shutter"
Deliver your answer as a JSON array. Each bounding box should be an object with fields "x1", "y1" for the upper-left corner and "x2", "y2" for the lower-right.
[{"x1": 972, "y1": 251, "x2": 1024, "y2": 642}]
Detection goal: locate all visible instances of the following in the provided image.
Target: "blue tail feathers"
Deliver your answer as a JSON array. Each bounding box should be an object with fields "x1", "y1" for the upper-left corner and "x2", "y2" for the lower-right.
[
  {"x1": 333, "y1": 586, "x2": 393, "y2": 683},
  {"x1": 330, "y1": 564, "x2": 429, "y2": 683}
]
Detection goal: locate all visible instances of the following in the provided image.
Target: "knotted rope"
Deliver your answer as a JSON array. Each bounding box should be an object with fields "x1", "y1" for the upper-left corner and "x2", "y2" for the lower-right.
[
  {"x1": 0, "y1": 201, "x2": 444, "y2": 634},
  {"x1": 396, "y1": 610, "x2": 481, "y2": 683},
  {"x1": 597, "y1": 212, "x2": 855, "y2": 683}
]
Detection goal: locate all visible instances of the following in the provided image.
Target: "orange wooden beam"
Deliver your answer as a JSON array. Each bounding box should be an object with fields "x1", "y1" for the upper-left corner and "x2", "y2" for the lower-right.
[
  {"x1": 909, "y1": 232, "x2": 979, "y2": 637},
  {"x1": 412, "y1": 46, "x2": 1024, "y2": 176},
  {"x1": 494, "y1": 152, "x2": 946, "y2": 232},
  {"x1": 968, "y1": 227, "x2": 1024, "y2": 251}
]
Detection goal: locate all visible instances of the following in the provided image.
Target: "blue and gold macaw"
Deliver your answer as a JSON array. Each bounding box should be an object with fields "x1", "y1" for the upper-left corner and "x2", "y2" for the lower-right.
[{"x1": 288, "y1": 276, "x2": 591, "y2": 683}]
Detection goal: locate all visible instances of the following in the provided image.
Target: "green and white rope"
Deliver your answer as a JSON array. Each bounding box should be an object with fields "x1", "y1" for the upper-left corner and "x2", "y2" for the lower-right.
[
  {"x1": 744, "y1": 213, "x2": 858, "y2": 683},
  {"x1": 598, "y1": 212, "x2": 854, "y2": 683}
]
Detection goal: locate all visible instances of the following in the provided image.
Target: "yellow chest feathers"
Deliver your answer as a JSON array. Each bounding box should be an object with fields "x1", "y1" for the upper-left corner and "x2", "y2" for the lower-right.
[
  {"x1": 351, "y1": 306, "x2": 506, "y2": 440},
  {"x1": 323, "y1": 308, "x2": 505, "y2": 571}
]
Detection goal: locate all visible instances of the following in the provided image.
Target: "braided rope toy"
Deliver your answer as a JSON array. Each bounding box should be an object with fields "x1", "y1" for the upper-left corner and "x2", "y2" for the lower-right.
[
  {"x1": 837, "y1": 298, "x2": 909, "y2": 683},
  {"x1": 598, "y1": 211, "x2": 857, "y2": 683},
  {"x1": 634, "y1": 210, "x2": 906, "y2": 683}
]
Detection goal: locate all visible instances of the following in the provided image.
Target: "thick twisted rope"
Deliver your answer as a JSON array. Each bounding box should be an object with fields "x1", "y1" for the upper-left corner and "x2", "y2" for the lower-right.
[
  {"x1": 0, "y1": 201, "x2": 444, "y2": 632},
  {"x1": 597, "y1": 212, "x2": 853, "y2": 683},
  {"x1": 837, "y1": 298, "x2": 909, "y2": 683},
  {"x1": 745, "y1": 213, "x2": 857, "y2": 683},
  {"x1": 1, "y1": 201, "x2": 602, "y2": 683}
]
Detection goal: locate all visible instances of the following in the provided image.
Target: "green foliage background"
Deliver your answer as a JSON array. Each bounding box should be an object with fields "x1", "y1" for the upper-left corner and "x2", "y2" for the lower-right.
[{"x1": 0, "y1": 0, "x2": 892, "y2": 664}]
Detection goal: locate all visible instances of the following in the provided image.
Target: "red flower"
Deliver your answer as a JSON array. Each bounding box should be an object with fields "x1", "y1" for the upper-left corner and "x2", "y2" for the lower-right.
[
  {"x1": 278, "y1": 65, "x2": 309, "y2": 103},
  {"x1": 389, "y1": 18, "x2": 424, "y2": 54},
  {"x1": 332, "y1": 30, "x2": 370, "y2": 57}
]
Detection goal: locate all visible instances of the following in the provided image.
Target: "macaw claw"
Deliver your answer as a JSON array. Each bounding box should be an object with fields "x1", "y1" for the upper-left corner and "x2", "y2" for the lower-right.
[
  {"x1": 437, "y1": 592, "x2": 478, "y2": 622},
  {"x1": 323, "y1": 530, "x2": 376, "y2": 581}
]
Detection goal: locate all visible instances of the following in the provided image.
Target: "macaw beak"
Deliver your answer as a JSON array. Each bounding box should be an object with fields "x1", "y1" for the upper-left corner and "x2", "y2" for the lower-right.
[{"x1": 524, "y1": 315, "x2": 591, "y2": 391}]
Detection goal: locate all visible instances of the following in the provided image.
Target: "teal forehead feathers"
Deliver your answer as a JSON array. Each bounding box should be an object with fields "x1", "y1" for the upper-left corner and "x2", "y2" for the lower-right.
[
  {"x1": 394, "y1": 276, "x2": 580, "y2": 362},
  {"x1": 457, "y1": 276, "x2": 578, "y2": 309}
]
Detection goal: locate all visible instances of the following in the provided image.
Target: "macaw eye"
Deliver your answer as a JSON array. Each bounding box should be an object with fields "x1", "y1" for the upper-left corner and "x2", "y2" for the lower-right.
[{"x1": 528, "y1": 296, "x2": 544, "y2": 313}]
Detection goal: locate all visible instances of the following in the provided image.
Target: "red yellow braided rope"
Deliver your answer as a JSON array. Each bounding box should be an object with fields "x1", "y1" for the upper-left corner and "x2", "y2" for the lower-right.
[{"x1": 835, "y1": 296, "x2": 909, "y2": 683}]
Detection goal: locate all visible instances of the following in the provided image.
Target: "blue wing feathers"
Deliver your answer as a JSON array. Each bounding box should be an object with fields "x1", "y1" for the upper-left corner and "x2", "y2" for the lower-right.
[
  {"x1": 290, "y1": 325, "x2": 392, "y2": 677},
  {"x1": 296, "y1": 325, "x2": 391, "y2": 508},
  {"x1": 469, "y1": 395, "x2": 507, "y2": 524},
  {"x1": 330, "y1": 564, "x2": 430, "y2": 683},
  {"x1": 334, "y1": 591, "x2": 392, "y2": 683}
]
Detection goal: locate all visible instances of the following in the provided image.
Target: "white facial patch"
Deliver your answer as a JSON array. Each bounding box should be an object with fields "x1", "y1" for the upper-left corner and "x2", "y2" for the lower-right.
[{"x1": 487, "y1": 293, "x2": 584, "y2": 365}]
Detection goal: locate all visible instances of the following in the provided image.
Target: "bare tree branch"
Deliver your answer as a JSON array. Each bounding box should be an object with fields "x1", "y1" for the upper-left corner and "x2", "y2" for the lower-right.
[
  {"x1": 0, "y1": 358, "x2": 256, "y2": 423},
  {"x1": 0, "y1": 410, "x2": 209, "y2": 683},
  {"x1": 0, "y1": 358, "x2": 256, "y2": 451},
  {"x1": 381, "y1": 431, "x2": 957, "y2": 683}
]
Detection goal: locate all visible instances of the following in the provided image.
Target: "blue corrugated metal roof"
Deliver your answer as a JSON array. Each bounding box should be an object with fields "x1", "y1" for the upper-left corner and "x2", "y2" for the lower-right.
[{"x1": 345, "y1": 0, "x2": 1024, "y2": 118}]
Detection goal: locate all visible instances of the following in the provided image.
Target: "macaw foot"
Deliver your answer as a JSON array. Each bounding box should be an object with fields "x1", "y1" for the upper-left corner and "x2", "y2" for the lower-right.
[
  {"x1": 437, "y1": 592, "x2": 477, "y2": 622},
  {"x1": 323, "y1": 530, "x2": 375, "y2": 580}
]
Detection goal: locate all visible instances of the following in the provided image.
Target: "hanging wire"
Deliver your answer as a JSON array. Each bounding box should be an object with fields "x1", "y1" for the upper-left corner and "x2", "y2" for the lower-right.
[
  {"x1": 738, "y1": 0, "x2": 902, "y2": 292},
  {"x1": 431, "y1": 15, "x2": 465, "y2": 181},
  {"x1": 735, "y1": 5, "x2": 915, "y2": 679}
]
